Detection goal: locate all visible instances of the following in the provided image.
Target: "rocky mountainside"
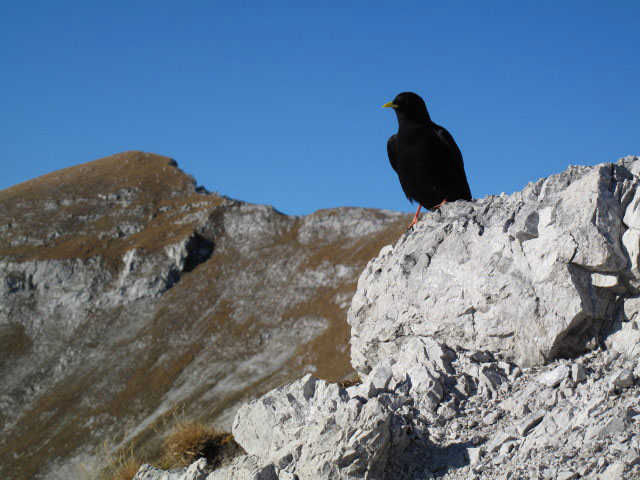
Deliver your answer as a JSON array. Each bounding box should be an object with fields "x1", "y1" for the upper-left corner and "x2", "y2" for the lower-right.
[
  {"x1": 136, "y1": 156, "x2": 640, "y2": 479},
  {"x1": 0, "y1": 151, "x2": 408, "y2": 479}
]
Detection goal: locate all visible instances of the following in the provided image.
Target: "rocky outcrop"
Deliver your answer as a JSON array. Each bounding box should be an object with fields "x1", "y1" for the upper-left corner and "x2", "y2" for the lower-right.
[
  {"x1": 0, "y1": 152, "x2": 407, "y2": 480},
  {"x1": 350, "y1": 157, "x2": 640, "y2": 370},
  {"x1": 136, "y1": 156, "x2": 640, "y2": 479},
  {"x1": 233, "y1": 374, "x2": 394, "y2": 479},
  {"x1": 221, "y1": 341, "x2": 640, "y2": 479},
  {"x1": 137, "y1": 338, "x2": 640, "y2": 479}
]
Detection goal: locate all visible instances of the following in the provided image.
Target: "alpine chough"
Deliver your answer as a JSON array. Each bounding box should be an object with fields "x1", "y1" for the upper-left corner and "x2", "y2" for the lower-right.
[{"x1": 383, "y1": 92, "x2": 471, "y2": 229}]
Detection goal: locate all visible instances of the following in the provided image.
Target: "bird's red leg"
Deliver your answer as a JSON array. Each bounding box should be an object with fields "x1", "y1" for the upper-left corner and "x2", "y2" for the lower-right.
[
  {"x1": 432, "y1": 198, "x2": 448, "y2": 210},
  {"x1": 407, "y1": 205, "x2": 422, "y2": 230}
]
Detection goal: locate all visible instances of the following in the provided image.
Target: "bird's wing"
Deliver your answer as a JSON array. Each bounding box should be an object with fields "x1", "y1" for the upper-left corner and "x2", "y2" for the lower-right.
[
  {"x1": 387, "y1": 134, "x2": 398, "y2": 172},
  {"x1": 434, "y1": 124, "x2": 472, "y2": 200},
  {"x1": 434, "y1": 125, "x2": 464, "y2": 171}
]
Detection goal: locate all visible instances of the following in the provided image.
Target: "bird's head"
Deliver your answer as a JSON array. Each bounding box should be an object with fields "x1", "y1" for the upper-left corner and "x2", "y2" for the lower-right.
[{"x1": 383, "y1": 92, "x2": 431, "y2": 124}]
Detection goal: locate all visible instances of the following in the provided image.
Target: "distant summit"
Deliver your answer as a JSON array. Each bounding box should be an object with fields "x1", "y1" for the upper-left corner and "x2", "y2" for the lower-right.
[{"x1": 0, "y1": 151, "x2": 218, "y2": 267}]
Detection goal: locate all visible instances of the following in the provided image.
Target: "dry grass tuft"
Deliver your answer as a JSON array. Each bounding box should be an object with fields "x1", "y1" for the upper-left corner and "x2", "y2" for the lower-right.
[
  {"x1": 338, "y1": 374, "x2": 361, "y2": 389},
  {"x1": 98, "y1": 442, "x2": 142, "y2": 480},
  {"x1": 161, "y1": 419, "x2": 235, "y2": 469}
]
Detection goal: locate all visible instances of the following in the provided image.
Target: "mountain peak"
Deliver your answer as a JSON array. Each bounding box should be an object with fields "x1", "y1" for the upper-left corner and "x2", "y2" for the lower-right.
[
  {"x1": 0, "y1": 152, "x2": 406, "y2": 479},
  {"x1": 0, "y1": 151, "x2": 222, "y2": 268}
]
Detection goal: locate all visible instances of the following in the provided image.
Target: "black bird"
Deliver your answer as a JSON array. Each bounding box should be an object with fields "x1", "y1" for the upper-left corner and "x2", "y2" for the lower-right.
[{"x1": 383, "y1": 92, "x2": 471, "y2": 229}]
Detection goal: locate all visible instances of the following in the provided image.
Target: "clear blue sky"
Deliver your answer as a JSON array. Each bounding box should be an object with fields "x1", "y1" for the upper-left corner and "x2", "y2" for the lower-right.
[{"x1": 1, "y1": 1, "x2": 639, "y2": 215}]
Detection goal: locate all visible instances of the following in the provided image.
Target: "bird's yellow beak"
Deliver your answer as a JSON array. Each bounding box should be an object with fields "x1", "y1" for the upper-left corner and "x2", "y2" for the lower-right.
[{"x1": 382, "y1": 101, "x2": 398, "y2": 108}]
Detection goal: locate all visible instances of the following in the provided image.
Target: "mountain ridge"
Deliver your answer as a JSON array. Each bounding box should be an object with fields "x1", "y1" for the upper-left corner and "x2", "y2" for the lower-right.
[{"x1": 0, "y1": 151, "x2": 407, "y2": 479}]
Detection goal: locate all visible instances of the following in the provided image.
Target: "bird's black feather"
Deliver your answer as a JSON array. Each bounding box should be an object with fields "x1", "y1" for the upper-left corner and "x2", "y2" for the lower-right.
[
  {"x1": 386, "y1": 134, "x2": 398, "y2": 173},
  {"x1": 385, "y1": 92, "x2": 471, "y2": 209}
]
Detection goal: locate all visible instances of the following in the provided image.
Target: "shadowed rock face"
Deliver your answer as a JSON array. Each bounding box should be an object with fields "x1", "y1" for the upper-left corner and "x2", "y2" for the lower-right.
[
  {"x1": 349, "y1": 156, "x2": 640, "y2": 371},
  {"x1": 0, "y1": 151, "x2": 407, "y2": 480}
]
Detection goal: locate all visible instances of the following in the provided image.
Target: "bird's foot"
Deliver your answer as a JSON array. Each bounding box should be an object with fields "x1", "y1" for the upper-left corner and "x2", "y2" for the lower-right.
[
  {"x1": 432, "y1": 198, "x2": 448, "y2": 210},
  {"x1": 406, "y1": 205, "x2": 423, "y2": 231},
  {"x1": 406, "y1": 218, "x2": 418, "y2": 231}
]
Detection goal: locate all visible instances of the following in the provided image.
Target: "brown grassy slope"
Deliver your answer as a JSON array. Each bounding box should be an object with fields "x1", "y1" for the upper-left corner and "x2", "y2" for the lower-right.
[
  {"x1": 0, "y1": 150, "x2": 222, "y2": 269},
  {"x1": 0, "y1": 151, "x2": 407, "y2": 479}
]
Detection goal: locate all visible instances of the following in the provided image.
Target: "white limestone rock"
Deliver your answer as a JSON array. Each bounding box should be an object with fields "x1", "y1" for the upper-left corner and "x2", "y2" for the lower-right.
[
  {"x1": 232, "y1": 374, "x2": 394, "y2": 479},
  {"x1": 183, "y1": 459, "x2": 208, "y2": 480},
  {"x1": 466, "y1": 447, "x2": 483, "y2": 465},
  {"x1": 600, "y1": 462, "x2": 626, "y2": 479},
  {"x1": 226, "y1": 327, "x2": 640, "y2": 480},
  {"x1": 537, "y1": 365, "x2": 570, "y2": 388},
  {"x1": 366, "y1": 360, "x2": 394, "y2": 396},
  {"x1": 607, "y1": 313, "x2": 640, "y2": 358},
  {"x1": 487, "y1": 430, "x2": 518, "y2": 453},
  {"x1": 132, "y1": 464, "x2": 184, "y2": 480},
  {"x1": 348, "y1": 157, "x2": 640, "y2": 370},
  {"x1": 204, "y1": 455, "x2": 278, "y2": 480},
  {"x1": 389, "y1": 338, "x2": 454, "y2": 412},
  {"x1": 571, "y1": 363, "x2": 587, "y2": 383},
  {"x1": 556, "y1": 471, "x2": 578, "y2": 480},
  {"x1": 517, "y1": 410, "x2": 546, "y2": 436},
  {"x1": 611, "y1": 369, "x2": 635, "y2": 389}
]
